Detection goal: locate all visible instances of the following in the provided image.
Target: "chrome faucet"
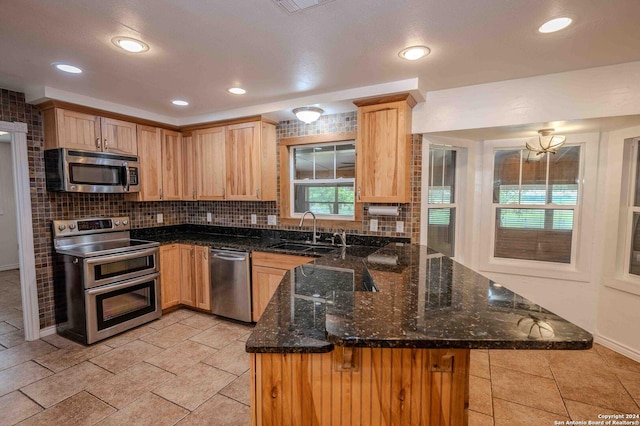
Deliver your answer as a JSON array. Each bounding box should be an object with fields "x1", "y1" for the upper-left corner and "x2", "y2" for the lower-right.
[
  {"x1": 299, "y1": 211, "x2": 320, "y2": 244},
  {"x1": 333, "y1": 230, "x2": 347, "y2": 247}
]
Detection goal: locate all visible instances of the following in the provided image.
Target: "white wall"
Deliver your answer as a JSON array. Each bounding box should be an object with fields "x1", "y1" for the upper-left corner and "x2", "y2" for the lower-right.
[
  {"x1": 416, "y1": 62, "x2": 640, "y2": 360},
  {"x1": 0, "y1": 143, "x2": 18, "y2": 270}
]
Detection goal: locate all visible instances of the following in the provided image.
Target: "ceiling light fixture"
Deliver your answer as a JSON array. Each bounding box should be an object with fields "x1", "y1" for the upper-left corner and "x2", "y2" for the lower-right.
[
  {"x1": 53, "y1": 63, "x2": 83, "y2": 74},
  {"x1": 293, "y1": 107, "x2": 324, "y2": 124},
  {"x1": 538, "y1": 17, "x2": 573, "y2": 33},
  {"x1": 172, "y1": 100, "x2": 189, "y2": 106},
  {"x1": 228, "y1": 87, "x2": 246, "y2": 95},
  {"x1": 398, "y1": 45, "x2": 431, "y2": 61},
  {"x1": 111, "y1": 36, "x2": 150, "y2": 53},
  {"x1": 525, "y1": 128, "x2": 566, "y2": 155}
]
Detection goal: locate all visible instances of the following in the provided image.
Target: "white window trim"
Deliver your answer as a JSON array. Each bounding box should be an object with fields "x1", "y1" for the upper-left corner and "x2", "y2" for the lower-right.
[
  {"x1": 288, "y1": 141, "x2": 356, "y2": 221},
  {"x1": 478, "y1": 133, "x2": 599, "y2": 283},
  {"x1": 618, "y1": 138, "x2": 640, "y2": 288}
]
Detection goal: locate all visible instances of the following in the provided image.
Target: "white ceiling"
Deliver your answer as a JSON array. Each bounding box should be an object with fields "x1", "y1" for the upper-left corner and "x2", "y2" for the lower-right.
[{"x1": 1, "y1": 0, "x2": 640, "y2": 126}]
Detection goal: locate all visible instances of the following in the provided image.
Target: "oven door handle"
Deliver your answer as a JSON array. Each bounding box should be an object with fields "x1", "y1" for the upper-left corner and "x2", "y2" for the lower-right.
[
  {"x1": 84, "y1": 247, "x2": 159, "y2": 267},
  {"x1": 86, "y1": 272, "x2": 160, "y2": 296}
]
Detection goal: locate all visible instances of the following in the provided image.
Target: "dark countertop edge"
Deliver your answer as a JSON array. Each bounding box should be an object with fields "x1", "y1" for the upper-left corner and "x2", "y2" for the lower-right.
[
  {"x1": 323, "y1": 336, "x2": 593, "y2": 351},
  {"x1": 245, "y1": 344, "x2": 334, "y2": 354}
]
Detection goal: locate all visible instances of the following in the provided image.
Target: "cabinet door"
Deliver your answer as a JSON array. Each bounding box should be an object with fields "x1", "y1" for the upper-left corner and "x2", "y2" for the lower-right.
[
  {"x1": 179, "y1": 244, "x2": 196, "y2": 307},
  {"x1": 54, "y1": 109, "x2": 101, "y2": 151},
  {"x1": 161, "y1": 129, "x2": 183, "y2": 200},
  {"x1": 101, "y1": 117, "x2": 138, "y2": 155},
  {"x1": 136, "y1": 126, "x2": 162, "y2": 201},
  {"x1": 225, "y1": 122, "x2": 261, "y2": 200},
  {"x1": 195, "y1": 127, "x2": 226, "y2": 200},
  {"x1": 160, "y1": 244, "x2": 181, "y2": 309},
  {"x1": 251, "y1": 265, "x2": 287, "y2": 322},
  {"x1": 181, "y1": 133, "x2": 197, "y2": 200},
  {"x1": 356, "y1": 101, "x2": 411, "y2": 203},
  {"x1": 194, "y1": 246, "x2": 211, "y2": 311}
]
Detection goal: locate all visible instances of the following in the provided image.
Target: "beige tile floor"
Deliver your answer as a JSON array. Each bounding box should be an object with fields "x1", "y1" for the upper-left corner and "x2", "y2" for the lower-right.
[{"x1": 1, "y1": 269, "x2": 639, "y2": 425}]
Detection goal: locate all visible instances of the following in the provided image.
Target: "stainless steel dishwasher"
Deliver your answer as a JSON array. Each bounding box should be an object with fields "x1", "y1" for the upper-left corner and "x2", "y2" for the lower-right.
[{"x1": 209, "y1": 248, "x2": 252, "y2": 322}]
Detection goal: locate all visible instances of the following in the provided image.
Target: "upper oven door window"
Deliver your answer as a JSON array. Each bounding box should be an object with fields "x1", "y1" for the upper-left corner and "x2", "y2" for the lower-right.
[{"x1": 84, "y1": 248, "x2": 158, "y2": 288}]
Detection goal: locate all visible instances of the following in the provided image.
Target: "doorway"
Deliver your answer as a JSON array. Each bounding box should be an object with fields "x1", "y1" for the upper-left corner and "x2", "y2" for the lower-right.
[{"x1": 0, "y1": 121, "x2": 39, "y2": 341}]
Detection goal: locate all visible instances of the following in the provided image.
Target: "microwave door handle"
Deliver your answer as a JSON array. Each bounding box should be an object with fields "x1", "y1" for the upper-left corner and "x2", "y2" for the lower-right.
[{"x1": 122, "y1": 161, "x2": 131, "y2": 192}]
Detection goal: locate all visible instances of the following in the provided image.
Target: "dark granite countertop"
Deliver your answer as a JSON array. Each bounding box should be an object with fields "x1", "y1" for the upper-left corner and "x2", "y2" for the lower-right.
[
  {"x1": 132, "y1": 225, "x2": 592, "y2": 353},
  {"x1": 245, "y1": 243, "x2": 593, "y2": 353}
]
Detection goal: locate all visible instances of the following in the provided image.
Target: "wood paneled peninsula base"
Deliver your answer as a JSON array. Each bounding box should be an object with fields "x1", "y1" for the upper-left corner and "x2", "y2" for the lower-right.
[{"x1": 246, "y1": 244, "x2": 593, "y2": 425}]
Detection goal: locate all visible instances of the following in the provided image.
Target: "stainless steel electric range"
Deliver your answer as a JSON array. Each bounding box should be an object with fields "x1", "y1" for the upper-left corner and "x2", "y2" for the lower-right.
[{"x1": 52, "y1": 216, "x2": 161, "y2": 344}]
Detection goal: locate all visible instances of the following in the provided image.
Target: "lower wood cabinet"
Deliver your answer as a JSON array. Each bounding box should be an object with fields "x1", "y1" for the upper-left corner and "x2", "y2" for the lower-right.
[
  {"x1": 251, "y1": 251, "x2": 311, "y2": 322},
  {"x1": 160, "y1": 243, "x2": 211, "y2": 311}
]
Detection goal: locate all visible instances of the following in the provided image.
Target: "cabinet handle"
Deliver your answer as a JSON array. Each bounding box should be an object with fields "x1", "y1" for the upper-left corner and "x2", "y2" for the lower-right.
[
  {"x1": 222, "y1": 188, "x2": 225, "y2": 197},
  {"x1": 96, "y1": 138, "x2": 101, "y2": 149},
  {"x1": 357, "y1": 186, "x2": 361, "y2": 201},
  {"x1": 256, "y1": 188, "x2": 260, "y2": 198},
  {"x1": 103, "y1": 139, "x2": 108, "y2": 150},
  {"x1": 192, "y1": 189, "x2": 196, "y2": 200},
  {"x1": 159, "y1": 188, "x2": 163, "y2": 200}
]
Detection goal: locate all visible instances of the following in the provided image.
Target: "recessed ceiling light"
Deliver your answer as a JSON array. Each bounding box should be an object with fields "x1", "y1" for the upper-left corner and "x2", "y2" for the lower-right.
[
  {"x1": 228, "y1": 87, "x2": 246, "y2": 95},
  {"x1": 111, "y1": 36, "x2": 150, "y2": 53},
  {"x1": 171, "y1": 100, "x2": 189, "y2": 106},
  {"x1": 0, "y1": 131, "x2": 7, "y2": 136},
  {"x1": 538, "y1": 17, "x2": 573, "y2": 33},
  {"x1": 398, "y1": 45, "x2": 430, "y2": 61},
  {"x1": 53, "y1": 63, "x2": 83, "y2": 74}
]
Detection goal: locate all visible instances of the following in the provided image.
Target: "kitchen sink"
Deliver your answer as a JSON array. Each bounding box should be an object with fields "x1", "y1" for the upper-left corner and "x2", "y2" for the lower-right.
[{"x1": 269, "y1": 242, "x2": 337, "y2": 254}]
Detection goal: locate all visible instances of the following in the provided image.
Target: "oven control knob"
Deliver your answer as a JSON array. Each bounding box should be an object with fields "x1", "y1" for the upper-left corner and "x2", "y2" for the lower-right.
[
  {"x1": 69, "y1": 223, "x2": 76, "y2": 230},
  {"x1": 58, "y1": 224, "x2": 66, "y2": 231},
  {"x1": 123, "y1": 220, "x2": 128, "y2": 226},
  {"x1": 114, "y1": 220, "x2": 120, "y2": 226}
]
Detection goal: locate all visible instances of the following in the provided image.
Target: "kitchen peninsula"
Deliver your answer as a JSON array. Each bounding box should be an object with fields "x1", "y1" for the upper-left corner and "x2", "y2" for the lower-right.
[{"x1": 246, "y1": 243, "x2": 592, "y2": 426}]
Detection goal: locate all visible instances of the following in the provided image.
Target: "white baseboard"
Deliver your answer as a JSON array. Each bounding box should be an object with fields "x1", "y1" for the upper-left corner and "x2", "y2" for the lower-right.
[
  {"x1": 0, "y1": 264, "x2": 19, "y2": 272},
  {"x1": 38, "y1": 325, "x2": 56, "y2": 338},
  {"x1": 595, "y1": 334, "x2": 640, "y2": 363}
]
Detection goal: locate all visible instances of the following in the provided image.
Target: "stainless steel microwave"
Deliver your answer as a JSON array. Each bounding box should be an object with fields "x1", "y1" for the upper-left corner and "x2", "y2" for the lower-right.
[{"x1": 45, "y1": 148, "x2": 140, "y2": 193}]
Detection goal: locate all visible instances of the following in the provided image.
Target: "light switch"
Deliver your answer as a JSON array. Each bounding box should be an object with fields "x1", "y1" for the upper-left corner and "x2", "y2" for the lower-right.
[
  {"x1": 396, "y1": 221, "x2": 404, "y2": 233},
  {"x1": 251, "y1": 214, "x2": 257, "y2": 224},
  {"x1": 206, "y1": 212, "x2": 212, "y2": 223},
  {"x1": 156, "y1": 213, "x2": 163, "y2": 224},
  {"x1": 369, "y1": 219, "x2": 378, "y2": 232},
  {"x1": 267, "y1": 215, "x2": 277, "y2": 225}
]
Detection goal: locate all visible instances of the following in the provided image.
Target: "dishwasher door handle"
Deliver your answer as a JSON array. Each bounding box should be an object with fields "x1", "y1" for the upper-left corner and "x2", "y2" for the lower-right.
[{"x1": 211, "y1": 253, "x2": 247, "y2": 261}]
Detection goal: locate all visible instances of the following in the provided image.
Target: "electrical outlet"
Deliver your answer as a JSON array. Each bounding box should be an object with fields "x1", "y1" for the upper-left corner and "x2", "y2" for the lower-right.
[
  {"x1": 251, "y1": 214, "x2": 257, "y2": 225},
  {"x1": 396, "y1": 221, "x2": 404, "y2": 233},
  {"x1": 369, "y1": 219, "x2": 378, "y2": 232},
  {"x1": 156, "y1": 213, "x2": 163, "y2": 224},
  {"x1": 206, "y1": 212, "x2": 212, "y2": 223},
  {"x1": 267, "y1": 215, "x2": 277, "y2": 225}
]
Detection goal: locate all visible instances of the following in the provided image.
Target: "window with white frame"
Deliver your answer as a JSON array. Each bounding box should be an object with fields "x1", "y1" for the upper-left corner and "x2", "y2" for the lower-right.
[
  {"x1": 626, "y1": 139, "x2": 640, "y2": 276},
  {"x1": 290, "y1": 141, "x2": 355, "y2": 219},
  {"x1": 492, "y1": 146, "x2": 581, "y2": 264},
  {"x1": 427, "y1": 147, "x2": 456, "y2": 256}
]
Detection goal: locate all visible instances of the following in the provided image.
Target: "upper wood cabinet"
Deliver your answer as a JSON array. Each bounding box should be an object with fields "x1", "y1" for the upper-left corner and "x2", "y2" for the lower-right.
[
  {"x1": 354, "y1": 94, "x2": 416, "y2": 203},
  {"x1": 161, "y1": 129, "x2": 183, "y2": 200},
  {"x1": 225, "y1": 121, "x2": 277, "y2": 201},
  {"x1": 181, "y1": 132, "x2": 197, "y2": 201},
  {"x1": 127, "y1": 127, "x2": 182, "y2": 202},
  {"x1": 43, "y1": 108, "x2": 137, "y2": 156},
  {"x1": 194, "y1": 127, "x2": 226, "y2": 200}
]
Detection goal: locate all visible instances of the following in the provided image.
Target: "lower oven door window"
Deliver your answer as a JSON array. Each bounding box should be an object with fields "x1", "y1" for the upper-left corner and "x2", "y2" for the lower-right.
[{"x1": 87, "y1": 274, "x2": 160, "y2": 334}]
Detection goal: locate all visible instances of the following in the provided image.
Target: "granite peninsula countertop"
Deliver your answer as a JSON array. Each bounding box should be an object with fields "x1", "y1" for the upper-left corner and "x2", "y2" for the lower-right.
[
  {"x1": 131, "y1": 225, "x2": 592, "y2": 353},
  {"x1": 245, "y1": 243, "x2": 593, "y2": 353}
]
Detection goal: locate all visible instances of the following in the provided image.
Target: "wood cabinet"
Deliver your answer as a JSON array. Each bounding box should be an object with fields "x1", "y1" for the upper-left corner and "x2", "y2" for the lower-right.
[
  {"x1": 127, "y1": 127, "x2": 182, "y2": 202},
  {"x1": 251, "y1": 251, "x2": 311, "y2": 322},
  {"x1": 354, "y1": 94, "x2": 416, "y2": 203},
  {"x1": 160, "y1": 244, "x2": 181, "y2": 309},
  {"x1": 181, "y1": 132, "x2": 197, "y2": 201},
  {"x1": 225, "y1": 121, "x2": 277, "y2": 201},
  {"x1": 159, "y1": 243, "x2": 210, "y2": 311},
  {"x1": 194, "y1": 127, "x2": 226, "y2": 200},
  {"x1": 43, "y1": 108, "x2": 137, "y2": 155}
]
